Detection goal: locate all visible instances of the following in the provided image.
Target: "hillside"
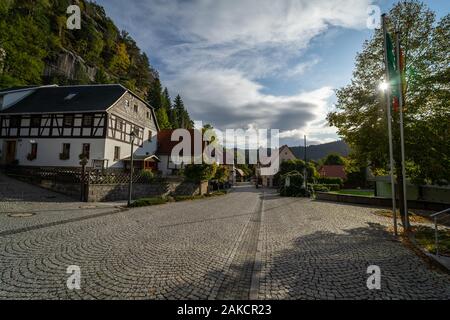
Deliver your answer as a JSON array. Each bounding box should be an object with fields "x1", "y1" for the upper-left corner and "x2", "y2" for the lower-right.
[
  {"x1": 290, "y1": 140, "x2": 350, "y2": 161},
  {"x1": 0, "y1": 0, "x2": 157, "y2": 97}
]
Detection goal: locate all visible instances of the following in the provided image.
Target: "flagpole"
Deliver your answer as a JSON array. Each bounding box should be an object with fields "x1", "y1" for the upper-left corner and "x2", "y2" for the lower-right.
[
  {"x1": 395, "y1": 31, "x2": 409, "y2": 232},
  {"x1": 382, "y1": 14, "x2": 398, "y2": 236}
]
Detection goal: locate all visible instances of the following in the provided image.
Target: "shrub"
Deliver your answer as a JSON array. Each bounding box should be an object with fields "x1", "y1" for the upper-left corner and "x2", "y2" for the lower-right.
[
  {"x1": 279, "y1": 171, "x2": 306, "y2": 197},
  {"x1": 317, "y1": 177, "x2": 343, "y2": 186},
  {"x1": 183, "y1": 163, "x2": 217, "y2": 182},
  {"x1": 140, "y1": 169, "x2": 155, "y2": 183},
  {"x1": 310, "y1": 184, "x2": 341, "y2": 192},
  {"x1": 311, "y1": 184, "x2": 330, "y2": 192}
]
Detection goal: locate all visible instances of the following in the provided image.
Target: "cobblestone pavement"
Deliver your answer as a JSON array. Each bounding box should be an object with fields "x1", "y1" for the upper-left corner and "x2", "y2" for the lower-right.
[
  {"x1": 0, "y1": 173, "x2": 124, "y2": 234},
  {"x1": 256, "y1": 193, "x2": 450, "y2": 299},
  {"x1": 0, "y1": 179, "x2": 449, "y2": 299}
]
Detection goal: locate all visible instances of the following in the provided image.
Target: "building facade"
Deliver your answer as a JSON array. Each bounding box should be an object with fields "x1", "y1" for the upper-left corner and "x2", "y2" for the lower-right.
[
  {"x1": 0, "y1": 84, "x2": 159, "y2": 170},
  {"x1": 259, "y1": 145, "x2": 297, "y2": 187}
]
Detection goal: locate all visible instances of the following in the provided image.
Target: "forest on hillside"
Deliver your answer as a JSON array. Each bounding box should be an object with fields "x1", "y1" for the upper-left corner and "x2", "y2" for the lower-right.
[{"x1": 0, "y1": 0, "x2": 193, "y2": 129}]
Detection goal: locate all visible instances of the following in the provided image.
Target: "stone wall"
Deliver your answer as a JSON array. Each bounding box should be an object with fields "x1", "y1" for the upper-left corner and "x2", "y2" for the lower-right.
[
  {"x1": 87, "y1": 180, "x2": 209, "y2": 202},
  {"x1": 315, "y1": 192, "x2": 449, "y2": 211}
]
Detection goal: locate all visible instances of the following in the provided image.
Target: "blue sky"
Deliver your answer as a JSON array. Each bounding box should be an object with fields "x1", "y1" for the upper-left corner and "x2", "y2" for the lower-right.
[{"x1": 95, "y1": 0, "x2": 448, "y2": 146}]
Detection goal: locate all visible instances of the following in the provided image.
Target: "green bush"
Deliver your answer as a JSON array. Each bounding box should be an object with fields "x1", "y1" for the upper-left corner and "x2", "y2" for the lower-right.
[
  {"x1": 140, "y1": 170, "x2": 155, "y2": 183},
  {"x1": 279, "y1": 171, "x2": 306, "y2": 197},
  {"x1": 183, "y1": 163, "x2": 217, "y2": 182},
  {"x1": 129, "y1": 197, "x2": 167, "y2": 207},
  {"x1": 310, "y1": 184, "x2": 341, "y2": 192},
  {"x1": 311, "y1": 184, "x2": 330, "y2": 192},
  {"x1": 317, "y1": 177, "x2": 343, "y2": 186}
]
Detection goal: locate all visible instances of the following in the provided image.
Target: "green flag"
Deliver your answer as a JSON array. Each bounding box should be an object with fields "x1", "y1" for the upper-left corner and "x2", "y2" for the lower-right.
[{"x1": 386, "y1": 33, "x2": 399, "y2": 100}]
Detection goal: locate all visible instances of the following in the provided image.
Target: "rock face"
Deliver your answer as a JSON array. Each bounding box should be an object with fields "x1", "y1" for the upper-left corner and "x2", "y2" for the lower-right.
[{"x1": 43, "y1": 49, "x2": 99, "y2": 82}]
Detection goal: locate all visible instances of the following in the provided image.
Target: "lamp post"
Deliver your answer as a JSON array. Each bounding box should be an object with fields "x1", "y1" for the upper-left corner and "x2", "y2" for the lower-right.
[{"x1": 128, "y1": 130, "x2": 136, "y2": 207}]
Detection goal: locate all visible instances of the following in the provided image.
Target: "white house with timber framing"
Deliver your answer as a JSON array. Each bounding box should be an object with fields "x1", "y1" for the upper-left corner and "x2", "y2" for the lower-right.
[{"x1": 0, "y1": 84, "x2": 159, "y2": 170}]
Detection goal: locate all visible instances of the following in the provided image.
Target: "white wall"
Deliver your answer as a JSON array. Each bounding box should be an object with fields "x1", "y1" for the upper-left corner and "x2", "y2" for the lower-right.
[
  {"x1": 104, "y1": 133, "x2": 157, "y2": 168},
  {"x1": 8, "y1": 138, "x2": 105, "y2": 167}
]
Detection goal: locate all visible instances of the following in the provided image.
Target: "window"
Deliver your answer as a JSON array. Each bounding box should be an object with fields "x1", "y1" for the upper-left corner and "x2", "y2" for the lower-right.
[
  {"x1": 134, "y1": 104, "x2": 139, "y2": 113},
  {"x1": 148, "y1": 130, "x2": 152, "y2": 142},
  {"x1": 60, "y1": 143, "x2": 70, "y2": 160},
  {"x1": 30, "y1": 116, "x2": 41, "y2": 128},
  {"x1": 63, "y1": 115, "x2": 74, "y2": 127},
  {"x1": 10, "y1": 116, "x2": 21, "y2": 128},
  {"x1": 114, "y1": 146, "x2": 121, "y2": 161},
  {"x1": 124, "y1": 100, "x2": 129, "y2": 108},
  {"x1": 82, "y1": 143, "x2": 90, "y2": 159},
  {"x1": 116, "y1": 119, "x2": 123, "y2": 131},
  {"x1": 146, "y1": 111, "x2": 150, "y2": 119},
  {"x1": 82, "y1": 114, "x2": 93, "y2": 127}
]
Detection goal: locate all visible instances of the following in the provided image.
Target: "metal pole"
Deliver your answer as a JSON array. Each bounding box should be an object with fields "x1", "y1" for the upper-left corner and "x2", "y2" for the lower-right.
[
  {"x1": 304, "y1": 135, "x2": 307, "y2": 190},
  {"x1": 434, "y1": 217, "x2": 439, "y2": 256},
  {"x1": 395, "y1": 31, "x2": 409, "y2": 232},
  {"x1": 382, "y1": 14, "x2": 398, "y2": 236},
  {"x1": 128, "y1": 135, "x2": 134, "y2": 206}
]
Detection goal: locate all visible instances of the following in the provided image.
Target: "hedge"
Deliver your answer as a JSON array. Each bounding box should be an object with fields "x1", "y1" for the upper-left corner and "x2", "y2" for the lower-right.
[
  {"x1": 310, "y1": 183, "x2": 341, "y2": 192},
  {"x1": 316, "y1": 177, "x2": 344, "y2": 186}
]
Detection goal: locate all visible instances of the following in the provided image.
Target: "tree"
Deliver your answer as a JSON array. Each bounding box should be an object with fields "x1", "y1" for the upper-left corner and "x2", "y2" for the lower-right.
[
  {"x1": 214, "y1": 166, "x2": 229, "y2": 183},
  {"x1": 147, "y1": 78, "x2": 162, "y2": 110},
  {"x1": 322, "y1": 153, "x2": 345, "y2": 166},
  {"x1": 161, "y1": 87, "x2": 171, "y2": 110},
  {"x1": 327, "y1": 1, "x2": 450, "y2": 226},
  {"x1": 109, "y1": 42, "x2": 130, "y2": 75},
  {"x1": 155, "y1": 107, "x2": 171, "y2": 129},
  {"x1": 183, "y1": 163, "x2": 218, "y2": 183},
  {"x1": 172, "y1": 94, "x2": 193, "y2": 129}
]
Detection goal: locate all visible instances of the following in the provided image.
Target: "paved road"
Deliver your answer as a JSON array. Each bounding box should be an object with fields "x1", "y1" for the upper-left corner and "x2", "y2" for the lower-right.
[{"x1": 0, "y1": 181, "x2": 449, "y2": 299}]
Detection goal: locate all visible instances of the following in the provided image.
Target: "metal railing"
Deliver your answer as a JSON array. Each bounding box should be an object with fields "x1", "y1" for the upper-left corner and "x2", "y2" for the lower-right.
[{"x1": 430, "y1": 208, "x2": 450, "y2": 256}]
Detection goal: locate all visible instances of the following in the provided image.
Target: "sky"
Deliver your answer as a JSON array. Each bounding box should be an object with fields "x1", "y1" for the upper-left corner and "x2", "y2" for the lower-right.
[{"x1": 95, "y1": 0, "x2": 448, "y2": 146}]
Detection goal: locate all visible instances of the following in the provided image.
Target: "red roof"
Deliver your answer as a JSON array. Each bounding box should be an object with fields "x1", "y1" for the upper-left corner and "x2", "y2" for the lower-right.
[
  {"x1": 157, "y1": 129, "x2": 204, "y2": 156},
  {"x1": 157, "y1": 129, "x2": 232, "y2": 163},
  {"x1": 318, "y1": 165, "x2": 347, "y2": 179}
]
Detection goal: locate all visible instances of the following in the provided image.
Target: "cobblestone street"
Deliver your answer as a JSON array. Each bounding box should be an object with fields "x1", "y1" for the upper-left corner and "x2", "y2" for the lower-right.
[{"x1": 0, "y1": 178, "x2": 449, "y2": 299}]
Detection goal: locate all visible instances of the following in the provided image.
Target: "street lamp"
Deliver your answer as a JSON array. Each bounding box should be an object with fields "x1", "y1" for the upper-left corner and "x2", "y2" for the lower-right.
[{"x1": 128, "y1": 130, "x2": 136, "y2": 206}]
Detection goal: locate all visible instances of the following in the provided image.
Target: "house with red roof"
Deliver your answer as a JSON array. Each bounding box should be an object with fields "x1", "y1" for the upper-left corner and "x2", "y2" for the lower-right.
[{"x1": 318, "y1": 165, "x2": 347, "y2": 180}]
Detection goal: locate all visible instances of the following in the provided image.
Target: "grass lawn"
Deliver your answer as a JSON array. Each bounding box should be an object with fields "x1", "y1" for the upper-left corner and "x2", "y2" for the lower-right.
[
  {"x1": 330, "y1": 189, "x2": 375, "y2": 197},
  {"x1": 414, "y1": 225, "x2": 450, "y2": 256}
]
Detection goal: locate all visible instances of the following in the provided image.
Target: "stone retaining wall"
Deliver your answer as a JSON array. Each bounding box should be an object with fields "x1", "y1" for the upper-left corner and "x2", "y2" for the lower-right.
[
  {"x1": 87, "y1": 180, "x2": 209, "y2": 202},
  {"x1": 315, "y1": 192, "x2": 449, "y2": 211}
]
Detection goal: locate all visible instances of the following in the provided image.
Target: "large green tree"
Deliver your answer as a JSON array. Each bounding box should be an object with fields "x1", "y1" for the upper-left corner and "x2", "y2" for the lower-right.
[
  {"x1": 328, "y1": 1, "x2": 449, "y2": 184},
  {"x1": 172, "y1": 94, "x2": 193, "y2": 129},
  {"x1": 328, "y1": 1, "x2": 449, "y2": 228}
]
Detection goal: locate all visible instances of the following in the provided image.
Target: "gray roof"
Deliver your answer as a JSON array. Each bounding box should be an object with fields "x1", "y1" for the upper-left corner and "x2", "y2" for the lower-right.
[{"x1": 0, "y1": 84, "x2": 128, "y2": 114}]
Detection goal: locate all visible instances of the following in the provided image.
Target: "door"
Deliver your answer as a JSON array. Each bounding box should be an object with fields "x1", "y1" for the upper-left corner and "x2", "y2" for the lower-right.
[{"x1": 5, "y1": 141, "x2": 17, "y2": 164}]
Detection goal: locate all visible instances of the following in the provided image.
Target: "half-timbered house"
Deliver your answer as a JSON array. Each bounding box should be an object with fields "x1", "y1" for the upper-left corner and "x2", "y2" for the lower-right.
[{"x1": 0, "y1": 84, "x2": 159, "y2": 170}]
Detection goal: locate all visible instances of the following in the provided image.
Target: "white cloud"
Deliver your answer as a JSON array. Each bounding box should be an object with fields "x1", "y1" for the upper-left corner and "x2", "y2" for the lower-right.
[{"x1": 97, "y1": 0, "x2": 373, "y2": 144}]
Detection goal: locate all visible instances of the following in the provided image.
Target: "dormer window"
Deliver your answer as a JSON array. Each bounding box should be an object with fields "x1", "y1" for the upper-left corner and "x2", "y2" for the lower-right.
[
  {"x1": 64, "y1": 93, "x2": 77, "y2": 100},
  {"x1": 125, "y1": 100, "x2": 129, "y2": 108},
  {"x1": 134, "y1": 104, "x2": 138, "y2": 113}
]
